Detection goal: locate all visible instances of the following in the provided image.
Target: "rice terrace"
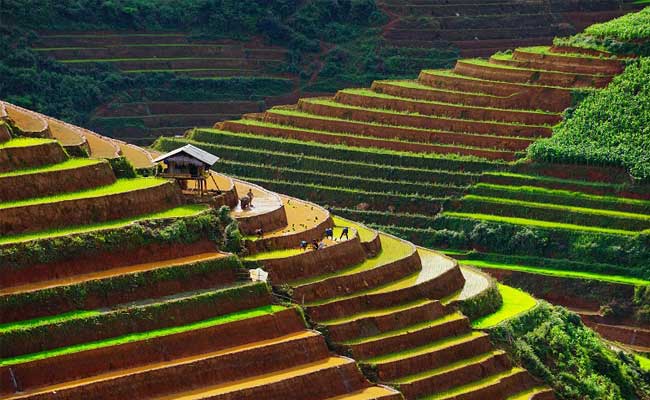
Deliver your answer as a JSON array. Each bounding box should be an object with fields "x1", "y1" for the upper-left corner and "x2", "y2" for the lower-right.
[{"x1": 2, "y1": 1, "x2": 650, "y2": 399}]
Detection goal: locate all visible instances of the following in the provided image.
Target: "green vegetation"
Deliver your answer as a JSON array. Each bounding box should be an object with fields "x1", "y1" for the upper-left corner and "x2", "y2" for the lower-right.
[
  {"x1": 444, "y1": 212, "x2": 638, "y2": 236},
  {"x1": 530, "y1": 58, "x2": 650, "y2": 180},
  {"x1": 0, "y1": 310, "x2": 100, "y2": 333},
  {"x1": 0, "y1": 256, "x2": 242, "y2": 316},
  {"x1": 472, "y1": 284, "x2": 538, "y2": 329},
  {"x1": 421, "y1": 368, "x2": 525, "y2": 400},
  {"x1": 585, "y1": 7, "x2": 650, "y2": 41},
  {"x1": 0, "y1": 305, "x2": 285, "y2": 366},
  {"x1": 0, "y1": 282, "x2": 268, "y2": 359},
  {"x1": 244, "y1": 248, "x2": 304, "y2": 261},
  {"x1": 333, "y1": 216, "x2": 375, "y2": 242},
  {"x1": 0, "y1": 177, "x2": 167, "y2": 210},
  {"x1": 0, "y1": 158, "x2": 102, "y2": 178},
  {"x1": 0, "y1": 206, "x2": 233, "y2": 269},
  {"x1": 490, "y1": 302, "x2": 650, "y2": 399},
  {"x1": 457, "y1": 194, "x2": 650, "y2": 231},
  {"x1": 0, "y1": 204, "x2": 208, "y2": 245},
  {"x1": 0, "y1": 137, "x2": 56, "y2": 149},
  {"x1": 292, "y1": 233, "x2": 411, "y2": 289}
]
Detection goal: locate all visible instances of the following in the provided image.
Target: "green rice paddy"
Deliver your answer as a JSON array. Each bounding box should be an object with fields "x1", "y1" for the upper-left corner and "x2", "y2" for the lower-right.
[
  {"x1": 0, "y1": 204, "x2": 208, "y2": 245},
  {"x1": 0, "y1": 137, "x2": 56, "y2": 149},
  {"x1": 0, "y1": 177, "x2": 167, "y2": 210},
  {"x1": 0, "y1": 158, "x2": 103, "y2": 178},
  {"x1": 445, "y1": 212, "x2": 638, "y2": 236},
  {"x1": 463, "y1": 259, "x2": 650, "y2": 286},
  {"x1": 0, "y1": 305, "x2": 286, "y2": 366},
  {"x1": 472, "y1": 284, "x2": 537, "y2": 329}
]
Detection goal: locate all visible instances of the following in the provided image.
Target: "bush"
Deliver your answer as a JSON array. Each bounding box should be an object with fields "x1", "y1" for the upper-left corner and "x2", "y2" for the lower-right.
[
  {"x1": 490, "y1": 302, "x2": 650, "y2": 399},
  {"x1": 529, "y1": 58, "x2": 650, "y2": 181},
  {"x1": 108, "y1": 157, "x2": 137, "y2": 178}
]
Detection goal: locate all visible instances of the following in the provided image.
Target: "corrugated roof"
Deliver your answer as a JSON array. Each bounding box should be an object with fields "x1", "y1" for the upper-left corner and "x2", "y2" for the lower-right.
[{"x1": 153, "y1": 144, "x2": 220, "y2": 166}]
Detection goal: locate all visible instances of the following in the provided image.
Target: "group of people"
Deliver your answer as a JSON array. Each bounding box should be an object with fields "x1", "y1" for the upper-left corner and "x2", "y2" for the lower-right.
[{"x1": 299, "y1": 226, "x2": 350, "y2": 252}]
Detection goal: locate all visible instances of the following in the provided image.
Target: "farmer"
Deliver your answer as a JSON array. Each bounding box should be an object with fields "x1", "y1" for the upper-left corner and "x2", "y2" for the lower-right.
[
  {"x1": 312, "y1": 239, "x2": 319, "y2": 250},
  {"x1": 300, "y1": 240, "x2": 309, "y2": 251},
  {"x1": 325, "y1": 227, "x2": 333, "y2": 240},
  {"x1": 339, "y1": 226, "x2": 349, "y2": 240},
  {"x1": 254, "y1": 227, "x2": 263, "y2": 239},
  {"x1": 247, "y1": 188, "x2": 254, "y2": 207}
]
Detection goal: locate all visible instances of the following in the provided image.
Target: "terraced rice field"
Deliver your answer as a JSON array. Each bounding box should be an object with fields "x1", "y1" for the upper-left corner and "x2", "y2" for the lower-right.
[
  {"x1": 378, "y1": 0, "x2": 639, "y2": 57},
  {"x1": 32, "y1": 32, "x2": 297, "y2": 144}
]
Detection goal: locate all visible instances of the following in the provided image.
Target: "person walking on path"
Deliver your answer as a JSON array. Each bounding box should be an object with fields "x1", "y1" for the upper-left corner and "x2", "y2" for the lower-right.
[{"x1": 339, "y1": 227, "x2": 349, "y2": 240}]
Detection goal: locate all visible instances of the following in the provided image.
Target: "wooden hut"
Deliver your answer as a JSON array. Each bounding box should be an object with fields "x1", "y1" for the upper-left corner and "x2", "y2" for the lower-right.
[{"x1": 153, "y1": 144, "x2": 220, "y2": 195}]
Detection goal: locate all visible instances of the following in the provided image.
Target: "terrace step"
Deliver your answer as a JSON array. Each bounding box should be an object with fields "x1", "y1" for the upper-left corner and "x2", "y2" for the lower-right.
[
  {"x1": 222, "y1": 119, "x2": 519, "y2": 161},
  {"x1": 290, "y1": 233, "x2": 420, "y2": 303},
  {"x1": 0, "y1": 178, "x2": 181, "y2": 235},
  {"x1": 296, "y1": 98, "x2": 552, "y2": 139},
  {"x1": 305, "y1": 247, "x2": 464, "y2": 323},
  {"x1": 0, "y1": 282, "x2": 271, "y2": 359},
  {"x1": 0, "y1": 252, "x2": 231, "y2": 323},
  {"x1": 490, "y1": 52, "x2": 620, "y2": 76},
  {"x1": 507, "y1": 387, "x2": 556, "y2": 400},
  {"x1": 185, "y1": 128, "x2": 507, "y2": 174},
  {"x1": 321, "y1": 299, "x2": 447, "y2": 343},
  {"x1": 83, "y1": 130, "x2": 121, "y2": 159},
  {"x1": 45, "y1": 117, "x2": 88, "y2": 152},
  {"x1": 469, "y1": 183, "x2": 650, "y2": 215},
  {"x1": 417, "y1": 70, "x2": 573, "y2": 112},
  {"x1": 418, "y1": 367, "x2": 537, "y2": 400},
  {"x1": 0, "y1": 306, "x2": 303, "y2": 397},
  {"x1": 393, "y1": 350, "x2": 511, "y2": 399},
  {"x1": 323, "y1": 386, "x2": 403, "y2": 400},
  {"x1": 480, "y1": 171, "x2": 650, "y2": 201},
  {"x1": 230, "y1": 179, "x2": 287, "y2": 236},
  {"x1": 4, "y1": 331, "x2": 331, "y2": 400},
  {"x1": 360, "y1": 332, "x2": 493, "y2": 381},
  {"x1": 371, "y1": 80, "x2": 564, "y2": 113},
  {"x1": 511, "y1": 46, "x2": 625, "y2": 75},
  {"x1": 241, "y1": 192, "x2": 333, "y2": 255},
  {"x1": 338, "y1": 312, "x2": 471, "y2": 361},
  {"x1": 0, "y1": 159, "x2": 115, "y2": 203},
  {"x1": 454, "y1": 194, "x2": 650, "y2": 232},
  {"x1": 150, "y1": 356, "x2": 369, "y2": 400},
  {"x1": 334, "y1": 89, "x2": 562, "y2": 126},
  {"x1": 1, "y1": 102, "x2": 51, "y2": 138},
  {"x1": 454, "y1": 59, "x2": 612, "y2": 88}
]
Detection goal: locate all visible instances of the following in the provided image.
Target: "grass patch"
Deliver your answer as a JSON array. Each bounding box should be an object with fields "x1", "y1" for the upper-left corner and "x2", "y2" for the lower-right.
[
  {"x1": 463, "y1": 259, "x2": 650, "y2": 286},
  {"x1": 0, "y1": 158, "x2": 102, "y2": 178},
  {"x1": 0, "y1": 305, "x2": 285, "y2": 366},
  {"x1": 445, "y1": 212, "x2": 638, "y2": 236},
  {"x1": 636, "y1": 354, "x2": 650, "y2": 371},
  {"x1": 333, "y1": 216, "x2": 375, "y2": 242},
  {"x1": 472, "y1": 284, "x2": 537, "y2": 329},
  {"x1": 0, "y1": 310, "x2": 101, "y2": 333},
  {"x1": 421, "y1": 69, "x2": 572, "y2": 90},
  {"x1": 0, "y1": 204, "x2": 208, "y2": 245},
  {"x1": 0, "y1": 138, "x2": 56, "y2": 149},
  {"x1": 0, "y1": 177, "x2": 167, "y2": 210}
]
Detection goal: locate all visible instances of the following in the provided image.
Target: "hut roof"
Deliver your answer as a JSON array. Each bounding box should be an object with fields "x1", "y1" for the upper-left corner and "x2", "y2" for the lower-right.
[{"x1": 153, "y1": 144, "x2": 220, "y2": 166}]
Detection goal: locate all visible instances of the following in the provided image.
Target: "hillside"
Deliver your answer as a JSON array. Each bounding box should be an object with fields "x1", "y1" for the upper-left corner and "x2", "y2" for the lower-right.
[
  {"x1": 2, "y1": 100, "x2": 649, "y2": 399},
  {"x1": 154, "y1": 7, "x2": 650, "y2": 363},
  {"x1": 1, "y1": 0, "x2": 640, "y2": 144},
  {"x1": 0, "y1": 103, "x2": 565, "y2": 399}
]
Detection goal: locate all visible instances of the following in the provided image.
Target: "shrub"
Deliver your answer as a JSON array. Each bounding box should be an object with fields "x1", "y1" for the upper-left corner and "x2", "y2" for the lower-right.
[{"x1": 490, "y1": 302, "x2": 650, "y2": 399}]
